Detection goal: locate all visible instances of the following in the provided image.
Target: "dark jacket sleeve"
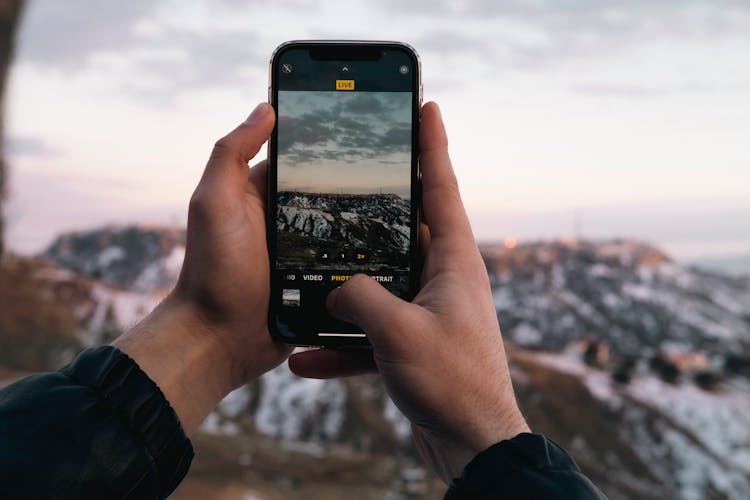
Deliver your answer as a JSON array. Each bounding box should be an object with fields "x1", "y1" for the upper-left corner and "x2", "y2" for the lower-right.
[
  {"x1": 0, "y1": 346, "x2": 194, "y2": 500},
  {"x1": 444, "y1": 433, "x2": 607, "y2": 499}
]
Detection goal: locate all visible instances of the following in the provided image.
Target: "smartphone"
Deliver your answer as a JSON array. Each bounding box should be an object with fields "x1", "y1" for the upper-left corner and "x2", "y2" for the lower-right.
[{"x1": 267, "y1": 40, "x2": 422, "y2": 347}]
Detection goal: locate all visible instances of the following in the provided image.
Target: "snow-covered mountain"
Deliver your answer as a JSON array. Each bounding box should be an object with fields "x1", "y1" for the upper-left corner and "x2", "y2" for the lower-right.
[
  {"x1": 483, "y1": 239, "x2": 750, "y2": 355},
  {"x1": 276, "y1": 192, "x2": 410, "y2": 260},
  {"x1": 43, "y1": 225, "x2": 185, "y2": 293},
  {"x1": 509, "y1": 347, "x2": 750, "y2": 500},
  {"x1": 11, "y1": 228, "x2": 750, "y2": 499}
]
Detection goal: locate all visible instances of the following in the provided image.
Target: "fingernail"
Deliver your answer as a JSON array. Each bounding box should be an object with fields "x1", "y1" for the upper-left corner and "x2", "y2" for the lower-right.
[
  {"x1": 244, "y1": 103, "x2": 269, "y2": 124},
  {"x1": 424, "y1": 100, "x2": 440, "y2": 115}
]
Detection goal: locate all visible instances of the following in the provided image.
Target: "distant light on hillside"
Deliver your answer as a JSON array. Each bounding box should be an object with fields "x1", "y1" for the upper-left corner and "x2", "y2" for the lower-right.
[{"x1": 504, "y1": 237, "x2": 517, "y2": 249}]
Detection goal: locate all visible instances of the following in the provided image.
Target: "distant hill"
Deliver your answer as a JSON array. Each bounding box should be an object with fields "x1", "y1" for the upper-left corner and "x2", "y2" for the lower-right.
[
  {"x1": 43, "y1": 225, "x2": 185, "y2": 293},
  {"x1": 481, "y1": 238, "x2": 750, "y2": 356},
  {"x1": 0, "y1": 253, "x2": 157, "y2": 371},
  {"x1": 6, "y1": 227, "x2": 749, "y2": 499},
  {"x1": 690, "y1": 252, "x2": 750, "y2": 277}
]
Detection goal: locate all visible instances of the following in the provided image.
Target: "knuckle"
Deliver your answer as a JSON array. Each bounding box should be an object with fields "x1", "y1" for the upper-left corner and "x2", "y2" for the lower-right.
[
  {"x1": 387, "y1": 304, "x2": 415, "y2": 329},
  {"x1": 425, "y1": 176, "x2": 461, "y2": 202},
  {"x1": 210, "y1": 137, "x2": 235, "y2": 162},
  {"x1": 188, "y1": 189, "x2": 210, "y2": 218},
  {"x1": 440, "y1": 174, "x2": 462, "y2": 199}
]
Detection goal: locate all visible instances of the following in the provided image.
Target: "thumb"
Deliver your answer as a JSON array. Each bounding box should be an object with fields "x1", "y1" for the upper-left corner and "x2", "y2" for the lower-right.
[
  {"x1": 199, "y1": 103, "x2": 275, "y2": 195},
  {"x1": 211, "y1": 102, "x2": 275, "y2": 164},
  {"x1": 192, "y1": 103, "x2": 274, "y2": 208},
  {"x1": 326, "y1": 274, "x2": 417, "y2": 352}
]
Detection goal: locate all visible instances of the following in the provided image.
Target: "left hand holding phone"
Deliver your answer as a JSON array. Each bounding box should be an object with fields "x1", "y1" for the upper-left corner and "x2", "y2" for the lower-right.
[{"x1": 113, "y1": 103, "x2": 292, "y2": 434}]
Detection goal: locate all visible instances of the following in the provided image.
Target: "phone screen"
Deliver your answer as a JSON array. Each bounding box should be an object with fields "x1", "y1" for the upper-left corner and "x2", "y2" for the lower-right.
[{"x1": 268, "y1": 42, "x2": 421, "y2": 345}]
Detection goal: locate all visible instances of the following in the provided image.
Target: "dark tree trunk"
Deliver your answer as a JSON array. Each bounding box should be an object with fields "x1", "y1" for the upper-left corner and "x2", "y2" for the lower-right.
[{"x1": 0, "y1": 0, "x2": 25, "y2": 256}]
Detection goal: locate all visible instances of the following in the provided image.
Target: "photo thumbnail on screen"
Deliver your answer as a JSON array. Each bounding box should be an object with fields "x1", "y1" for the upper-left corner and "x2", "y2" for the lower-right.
[{"x1": 276, "y1": 90, "x2": 412, "y2": 274}]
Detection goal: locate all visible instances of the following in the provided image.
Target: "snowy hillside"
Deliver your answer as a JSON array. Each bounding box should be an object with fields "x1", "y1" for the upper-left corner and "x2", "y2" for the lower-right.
[
  {"x1": 11, "y1": 228, "x2": 750, "y2": 499},
  {"x1": 483, "y1": 239, "x2": 750, "y2": 355},
  {"x1": 276, "y1": 192, "x2": 410, "y2": 267},
  {"x1": 44, "y1": 225, "x2": 185, "y2": 293},
  {"x1": 518, "y1": 349, "x2": 750, "y2": 499}
]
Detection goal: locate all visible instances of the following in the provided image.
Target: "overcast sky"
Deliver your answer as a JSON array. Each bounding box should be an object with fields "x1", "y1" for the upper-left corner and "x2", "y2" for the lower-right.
[
  {"x1": 5, "y1": 0, "x2": 750, "y2": 260},
  {"x1": 277, "y1": 91, "x2": 411, "y2": 197}
]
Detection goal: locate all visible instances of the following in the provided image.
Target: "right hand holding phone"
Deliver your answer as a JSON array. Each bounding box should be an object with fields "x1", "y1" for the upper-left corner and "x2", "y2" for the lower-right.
[{"x1": 289, "y1": 102, "x2": 530, "y2": 483}]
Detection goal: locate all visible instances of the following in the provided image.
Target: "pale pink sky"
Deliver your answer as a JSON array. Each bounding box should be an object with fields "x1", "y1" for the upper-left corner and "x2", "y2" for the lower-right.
[{"x1": 5, "y1": 0, "x2": 750, "y2": 262}]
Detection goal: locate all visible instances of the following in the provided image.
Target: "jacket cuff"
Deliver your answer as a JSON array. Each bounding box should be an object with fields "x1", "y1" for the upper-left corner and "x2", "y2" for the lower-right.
[
  {"x1": 62, "y1": 346, "x2": 194, "y2": 498},
  {"x1": 445, "y1": 433, "x2": 602, "y2": 499}
]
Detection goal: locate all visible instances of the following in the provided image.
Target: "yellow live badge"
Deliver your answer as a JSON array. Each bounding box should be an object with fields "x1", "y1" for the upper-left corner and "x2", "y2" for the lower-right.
[{"x1": 336, "y1": 79, "x2": 355, "y2": 90}]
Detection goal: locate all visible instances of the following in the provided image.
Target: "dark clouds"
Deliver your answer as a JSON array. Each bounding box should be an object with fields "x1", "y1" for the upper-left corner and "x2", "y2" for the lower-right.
[
  {"x1": 278, "y1": 92, "x2": 411, "y2": 165},
  {"x1": 277, "y1": 114, "x2": 332, "y2": 152}
]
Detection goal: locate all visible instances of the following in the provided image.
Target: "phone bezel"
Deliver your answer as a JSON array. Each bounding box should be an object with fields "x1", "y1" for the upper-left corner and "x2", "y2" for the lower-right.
[{"x1": 266, "y1": 40, "x2": 422, "y2": 347}]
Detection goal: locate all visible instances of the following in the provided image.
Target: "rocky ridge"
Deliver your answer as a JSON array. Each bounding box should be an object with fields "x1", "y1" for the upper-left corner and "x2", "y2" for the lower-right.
[
  {"x1": 483, "y1": 239, "x2": 750, "y2": 355},
  {"x1": 276, "y1": 192, "x2": 410, "y2": 256}
]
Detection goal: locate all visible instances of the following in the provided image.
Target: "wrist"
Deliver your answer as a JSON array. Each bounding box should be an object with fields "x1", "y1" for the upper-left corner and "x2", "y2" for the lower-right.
[
  {"x1": 112, "y1": 294, "x2": 241, "y2": 434},
  {"x1": 445, "y1": 407, "x2": 530, "y2": 483},
  {"x1": 416, "y1": 408, "x2": 530, "y2": 484},
  {"x1": 470, "y1": 406, "x2": 530, "y2": 453}
]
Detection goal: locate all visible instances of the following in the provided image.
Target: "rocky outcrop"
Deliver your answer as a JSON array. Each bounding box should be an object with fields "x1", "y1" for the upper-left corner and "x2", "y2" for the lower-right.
[{"x1": 276, "y1": 192, "x2": 410, "y2": 256}]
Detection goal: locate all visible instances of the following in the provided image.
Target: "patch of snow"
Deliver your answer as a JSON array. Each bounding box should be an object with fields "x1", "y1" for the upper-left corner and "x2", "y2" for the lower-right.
[
  {"x1": 110, "y1": 290, "x2": 158, "y2": 329},
  {"x1": 163, "y1": 245, "x2": 185, "y2": 278},
  {"x1": 130, "y1": 246, "x2": 183, "y2": 293},
  {"x1": 200, "y1": 412, "x2": 241, "y2": 436},
  {"x1": 254, "y1": 364, "x2": 346, "y2": 441},
  {"x1": 535, "y1": 351, "x2": 750, "y2": 499},
  {"x1": 588, "y1": 263, "x2": 612, "y2": 278},
  {"x1": 200, "y1": 412, "x2": 222, "y2": 434},
  {"x1": 97, "y1": 246, "x2": 125, "y2": 268},
  {"x1": 514, "y1": 322, "x2": 543, "y2": 346},
  {"x1": 218, "y1": 386, "x2": 252, "y2": 419},
  {"x1": 278, "y1": 206, "x2": 334, "y2": 239},
  {"x1": 383, "y1": 398, "x2": 411, "y2": 441},
  {"x1": 626, "y1": 375, "x2": 750, "y2": 475},
  {"x1": 492, "y1": 287, "x2": 512, "y2": 309}
]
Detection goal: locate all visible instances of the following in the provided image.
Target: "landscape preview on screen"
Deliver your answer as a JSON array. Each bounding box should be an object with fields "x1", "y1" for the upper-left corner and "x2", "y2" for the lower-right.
[{"x1": 275, "y1": 90, "x2": 412, "y2": 301}]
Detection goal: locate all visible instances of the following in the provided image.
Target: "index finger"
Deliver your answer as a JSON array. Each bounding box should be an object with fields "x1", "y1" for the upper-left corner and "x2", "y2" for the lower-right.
[{"x1": 419, "y1": 102, "x2": 474, "y2": 244}]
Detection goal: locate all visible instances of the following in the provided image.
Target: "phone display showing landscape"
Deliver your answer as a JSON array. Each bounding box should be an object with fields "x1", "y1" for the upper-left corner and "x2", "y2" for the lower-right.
[
  {"x1": 276, "y1": 90, "x2": 411, "y2": 277},
  {"x1": 268, "y1": 42, "x2": 420, "y2": 344}
]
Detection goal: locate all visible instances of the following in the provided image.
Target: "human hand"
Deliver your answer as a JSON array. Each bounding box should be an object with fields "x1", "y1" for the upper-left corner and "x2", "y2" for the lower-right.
[
  {"x1": 288, "y1": 102, "x2": 529, "y2": 483},
  {"x1": 114, "y1": 103, "x2": 292, "y2": 433}
]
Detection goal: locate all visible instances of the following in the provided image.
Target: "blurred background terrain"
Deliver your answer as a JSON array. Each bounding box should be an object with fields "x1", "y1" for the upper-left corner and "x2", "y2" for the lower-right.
[{"x1": 1, "y1": 1, "x2": 749, "y2": 499}]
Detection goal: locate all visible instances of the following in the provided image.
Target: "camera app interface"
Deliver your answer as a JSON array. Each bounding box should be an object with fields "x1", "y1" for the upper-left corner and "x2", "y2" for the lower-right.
[{"x1": 274, "y1": 48, "x2": 415, "y2": 336}]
